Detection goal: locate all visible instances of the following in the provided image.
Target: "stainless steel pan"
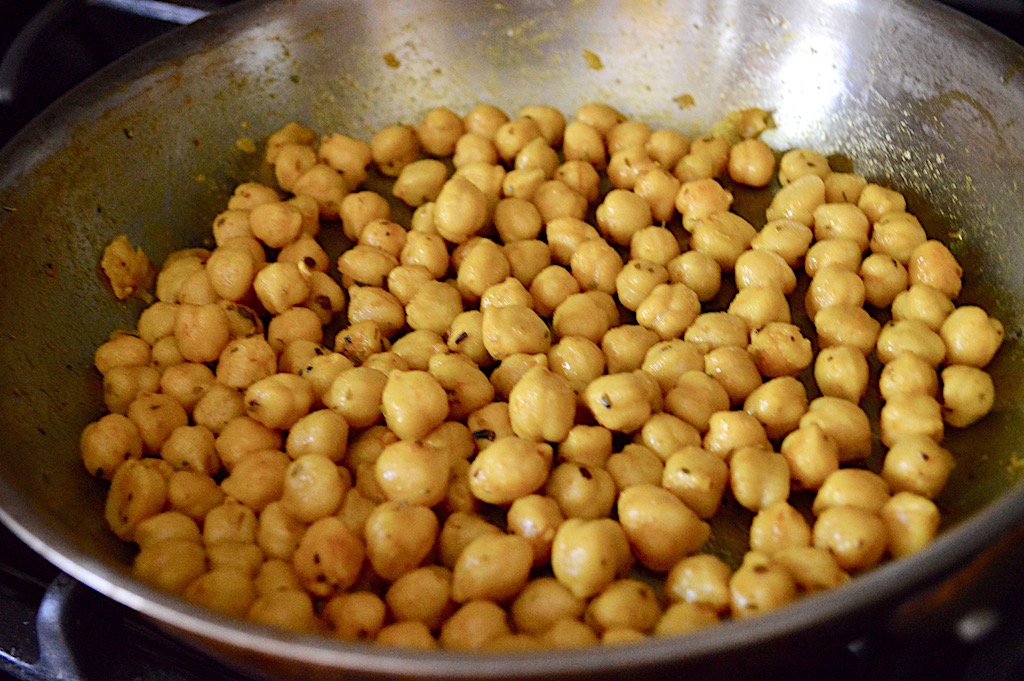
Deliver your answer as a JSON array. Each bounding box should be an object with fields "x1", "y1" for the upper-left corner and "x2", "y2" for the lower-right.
[{"x1": 1, "y1": 0, "x2": 1023, "y2": 678}]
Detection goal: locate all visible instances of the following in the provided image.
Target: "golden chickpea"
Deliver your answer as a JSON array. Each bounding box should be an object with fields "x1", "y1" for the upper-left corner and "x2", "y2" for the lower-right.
[
  {"x1": 748, "y1": 322, "x2": 814, "y2": 378},
  {"x1": 815, "y1": 345, "x2": 870, "y2": 403},
  {"x1": 322, "y1": 366, "x2": 387, "y2": 429},
  {"x1": 742, "y1": 375, "x2": 808, "y2": 442},
  {"x1": 880, "y1": 492, "x2": 941, "y2": 558},
  {"x1": 804, "y1": 238, "x2": 863, "y2": 277},
  {"x1": 339, "y1": 191, "x2": 390, "y2": 242},
  {"x1": 469, "y1": 436, "x2": 552, "y2": 505},
  {"x1": 734, "y1": 250, "x2": 797, "y2": 293},
  {"x1": 256, "y1": 501, "x2": 306, "y2": 560},
  {"x1": 727, "y1": 286, "x2": 792, "y2": 333},
  {"x1": 127, "y1": 391, "x2": 189, "y2": 455},
  {"x1": 379, "y1": 369, "x2": 449, "y2": 441},
  {"x1": 279, "y1": 453, "x2": 346, "y2": 523},
  {"x1": 804, "y1": 265, "x2": 866, "y2": 319},
  {"x1": 882, "y1": 434, "x2": 955, "y2": 499},
  {"x1": 750, "y1": 219, "x2": 814, "y2": 268},
  {"x1": 632, "y1": 168, "x2": 680, "y2": 223},
  {"x1": 451, "y1": 533, "x2": 534, "y2": 603},
  {"x1": 481, "y1": 304, "x2": 551, "y2": 360},
  {"x1": 940, "y1": 305, "x2": 1004, "y2": 368},
  {"x1": 292, "y1": 516, "x2": 364, "y2": 598},
  {"x1": 364, "y1": 501, "x2": 438, "y2": 581},
  {"x1": 876, "y1": 319, "x2": 947, "y2": 366},
  {"x1": 779, "y1": 424, "x2": 840, "y2": 491},
  {"x1": 220, "y1": 448, "x2": 289, "y2": 512},
  {"x1": 730, "y1": 444, "x2": 791, "y2": 507},
  {"x1": 636, "y1": 412, "x2": 701, "y2": 462},
  {"x1": 452, "y1": 132, "x2": 498, "y2": 168},
  {"x1": 812, "y1": 468, "x2": 890, "y2": 515},
  {"x1": 773, "y1": 547, "x2": 850, "y2": 594},
  {"x1": 582, "y1": 373, "x2": 651, "y2": 433},
  {"x1": 728, "y1": 138, "x2": 776, "y2": 187},
  {"x1": 508, "y1": 365, "x2": 576, "y2": 443},
  {"x1": 703, "y1": 410, "x2": 770, "y2": 460},
  {"x1": 689, "y1": 211, "x2": 757, "y2": 271},
  {"x1": 415, "y1": 106, "x2": 464, "y2": 156},
  {"x1": 203, "y1": 497, "x2": 258, "y2": 545},
  {"x1": 214, "y1": 416, "x2": 282, "y2": 472},
  {"x1": 618, "y1": 484, "x2": 710, "y2": 572},
  {"x1": 553, "y1": 160, "x2": 601, "y2": 204},
  {"x1": 813, "y1": 505, "x2": 887, "y2": 572},
  {"x1": 856, "y1": 182, "x2": 906, "y2": 223},
  {"x1": 373, "y1": 440, "x2": 450, "y2": 507},
  {"x1": 80, "y1": 413, "x2": 143, "y2": 480},
  {"x1": 531, "y1": 179, "x2": 588, "y2": 223},
  {"x1": 661, "y1": 446, "x2": 729, "y2": 519},
  {"x1": 729, "y1": 551, "x2": 797, "y2": 619},
  {"x1": 749, "y1": 500, "x2": 812, "y2": 556},
  {"x1": 133, "y1": 538, "x2": 206, "y2": 595},
  {"x1": 634, "y1": 282, "x2": 702, "y2": 341},
  {"x1": 778, "y1": 148, "x2": 830, "y2": 185},
  {"x1": 766, "y1": 174, "x2": 826, "y2": 226},
  {"x1": 812, "y1": 202, "x2": 870, "y2": 250},
  {"x1": 509, "y1": 577, "x2": 583, "y2": 636},
  {"x1": 547, "y1": 336, "x2": 606, "y2": 392},
  {"x1": 664, "y1": 371, "x2": 730, "y2": 434},
  {"x1": 440, "y1": 600, "x2": 512, "y2": 651},
  {"x1": 457, "y1": 237, "x2": 512, "y2": 302},
  {"x1": 941, "y1": 364, "x2": 996, "y2": 427},
  {"x1": 607, "y1": 147, "x2": 659, "y2": 191},
  {"x1": 545, "y1": 462, "x2": 617, "y2": 520},
  {"x1": 174, "y1": 303, "x2": 231, "y2": 364},
  {"x1": 869, "y1": 211, "x2": 927, "y2": 263},
  {"x1": 490, "y1": 353, "x2": 548, "y2": 401},
  {"x1": 907, "y1": 240, "x2": 963, "y2": 300},
  {"x1": 375, "y1": 621, "x2": 438, "y2": 649},
  {"x1": 640, "y1": 339, "x2": 705, "y2": 393},
  {"x1": 595, "y1": 188, "x2": 653, "y2": 247},
  {"x1": 860, "y1": 253, "x2": 909, "y2": 308},
  {"x1": 570, "y1": 239, "x2": 624, "y2": 294},
  {"x1": 135, "y1": 511, "x2": 201, "y2": 549},
  {"x1": 880, "y1": 393, "x2": 944, "y2": 447},
  {"x1": 684, "y1": 312, "x2": 749, "y2": 352},
  {"x1": 168, "y1": 470, "x2": 225, "y2": 521},
  {"x1": 664, "y1": 553, "x2": 732, "y2": 612},
  {"x1": 385, "y1": 565, "x2": 454, "y2": 630},
  {"x1": 563, "y1": 121, "x2": 607, "y2": 169},
  {"x1": 799, "y1": 396, "x2": 872, "y2": 462},
  {"x1": 891, "y1": 284, "x2": 954, "y2": 332},
  {"x1": 822, "y1": 171, "x2": 866, "y2": 204},
  {"x1": 550, "y1": 518, "x2": 632, "y2": 600},
  {"x1": 429, "y1": 353, "x2": 494, "y2": 421},
  {"x1": 433, "y1": 175, "x2": 488, "y2": 244},
  {"x1": 244, "y1": 373, "x2": 313, "y2": 431},
  {"x1": 813, "y1": 304, "x2": 882, "y2": 356},
  {"x1": 605, "y1": 443, "x2": 664, "y2": 490},
  {"x1": 558, "y1": 425, "x2": 614, "y2": 469},
  {"x1": 665, "y1": 251, "x2": 722, "y2": 302}
]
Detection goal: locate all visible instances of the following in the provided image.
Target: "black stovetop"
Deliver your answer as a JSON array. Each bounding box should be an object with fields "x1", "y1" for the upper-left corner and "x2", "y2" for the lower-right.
[{"x1": 2, "y1": 1, "x2": 1024, "y2": 680}]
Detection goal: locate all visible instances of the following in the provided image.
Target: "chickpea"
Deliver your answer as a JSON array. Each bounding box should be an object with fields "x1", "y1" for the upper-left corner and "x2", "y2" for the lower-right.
[
  {"x1": 133, "y1": 538, "x2": 207, "y2": 595},
  {"x1": 481, "y1": 305, "x2": 551, "y2": 360},
  {"x1": 247, "y1": 589, "x2": 319, "y2": 634},
  {"x1": 750, "y1": 219, "x2": 814, "y2": 268},
  {"x1": 857, "y1": 183, "x2": 906, "y2": 223},
  {"x1": 545, "y1": 217, "x2": 600, "y2": 265},
  {"x1": 447, "y1": 310, "x2": 491, "y2": 367},
  {"x1": 595, "y1": 188, "x2": 653, "y2": 247},
  {"x1": 244, "y1": 373, "x2": 313, "y2": 431},
  {"x1": 660, "y1": 446, "x2": 729, "y2": 519},
  {"x1": 364, "y1": 501, "x2": 439, "y2": 581},
  {"x1": 280, "y1": 453, "x2": 346, "y2": 522},
  {"x1": 882, "y1": 434, "x2": 955, "y2": 499},
  {"x1": 168, "y1": 469, "x2": 225, "y2": 521},
  {"x1": 439, "y1": 512, "x2": 503, "y2": 570},
  {"x1": 635, "y1": 283, "x2": 702, "y2": 341},
  {"x1": 876, "y1": 319, "x2": 947, "y2": 366},
  {"x1": 812, "y1": 468, "x2": 890, "y2": 515},
  {"x1": 514, "y1": 136, "x2": 560, "y2": 178},
  {"x1": 380, "y1": 369, "x2": 449, "y2": 441},
  {"x1": 729, "y1": 551, "x2": 797, "y2": 619},
  {"x1": 728, "y1": 138, "x2": 776, "y2": 187},
  {"x1": 939, "y1": 305, "x2": 1004, "y2": 368},
  {"x1": 545, "y1": 462, "x2": 617, "y2": 520},
  {"x1": 582, "y1": 373, "x2": 651, "y2": 433},
  {"x1": 703, "y1": 410, "x2": 770, "y2": 460},
  {"x1": 374, "y1": 440, "x2": 450, "y2": 507},
  {"x1": 400, "y1": 231, "x2": 448, "y2": 279},
  {"x1": 104, "y1": 458, "x2": 168, "y2": 541},
  {"x1": 730, "y1": 446, "x2": 791, "y2": 512},
  {"x1": 804, "y1": 265, "x2": 866, "y2": 319},
  {"x1": 891, "y1": 284, "x2": 955, "y2": 332},
  {"x1": 292, "y1": 516, "x2": 364, "y2": 597},
  {"x1": 469, "y1": 436, "x2": 552, "y2": 505},
  {"x1": 880, "y1": 492, "x2": 941, "y2": 558},
  {"x1": 563, "y1": 121, "x2": 607, "y2": 168},
  {"x1": 429, "y1": 352, "x2": 494, "y2": 421},
  {"x1": 386, "y1": 565, "x2": 454, "y2": 630},
  {"x1": 605, "y1": 443, "x2": 663, "y2": 490},
  {"x1": 440, "y1": 600, "x2": 512, "y2": 651},
  {"x1": 813, "y1": 304, "x2": 882, "y2": 356},
  {"x1": 558, "y1": 425, "x2": 614, "y2": 469},
  {"x1": 743, "y1": 376, "x2": 808, "y2": 442},
  {"x1": 531, "y1": 179, "x2": 588, "y2": 223},
  {"x1": 689, "y1": 211, "x2": 757, "y2": 271},
  {"x1": 127, "y1": 392, "x2": 189, "y2": 455},
  {"x1": 457, "y1": 237, "x2": 512, "y2": 302},
  {"x1": 860, "y1": 253, "x2": 909, "y2": 308},
  {"x1": 727, "y1": 286, "x2": 792, "y2": 334},
  {"x1": 869, "y1": 211, "x2": 927, "y2": 263},
  {"x1": 339, "y1": 191, "x2": 390, "y2": 242},
  {"x1": 815, "y1": 345, "x2": 870, "y2": 403},
  {"x1": 684, "y1": 312, "x2": 749, "y2": 352},
  {"x1": 765, "y1": 174, "x2": 826, "y2": 226},
  {"x1": 552, "y1": 160, "x2": 601, "y2": 204},
  {"x1": 550, "y1": 518, "x2": 633, "y2": 600},
  {"x1": 618, "y1": 484, "x2": 710, "y2": 572},
  {"x1": 547, "y1": 336, "x2": 605, "y2": 392},
  {"x1": 633, "y1": 168, "x2": 681, "y2": 222},
  {"x1": 799, "y1": 396, "x2": 872, "y2": 462},
  {"x1": 451, "y1": 533, "x2": 534, "y2": 603},
  {"x1": 667, "y1": 251, "x2": 722, "y2": 302},
  {"x1": 748, "y1": 322, "x2": 814, "y2": 378},
  {"x1": 640, "y1": 339, "x2": 705, "y2": 393},
  {"x1": 813, "y1": 505, "x2": 887, "y2": 572},
  {"x1": 636, "y1": 412, "x2": 701, "y2": 461},
  {"x1": 734, "y1": 250, "x2": 797, "y2": 293},
  {"x1": 779, "y1": 424, "x2": 840, "y2": 491},
  {"x1": 570, "y1": 239, "x2": 624, "y2": 294},
  {"x1": 804, "y1": 238, "x2": 863, "y2": 277},
  {"x1": 941, "y1": 364, "x2": 996, "y2": 427},
  {"x1": 175, "y1": 303, "x2": 231, "y2": 364},
  {"x1": 160, "y1": 424, "x2": 219, "y2": 476},
  {"x1": 508, "y1": 365, "x2": 576, "y2": 443},
  {"x1": 256, "y1": 501, "x2": 306, "y2": 560},
  {"x1": 773, "y1": 547, "x2": 850, "y2": 594},
  {"x1": 749, "y1": 500, "x2": 812, "y2": 556},
  {"x1": 907, "y1": 240, "x2": 963, "y2": 299},
  {"x1": 322, "y1": 366, "x2": 387, "y2": 429},
  {"x1": 664, "y1": 371, "x2": 731, "y2": 433},
  {"x1": 80, "y1": 413, "x2": 143, "y2": 480},
  {"x1": 812, "y1": 202, "x2": 870, "y2": 250},
  {"x1": 880, "y1": 393, "x2": 944, "y2": 447},
  {"x1": 215, "y1": 416, "x2": 282, "y2": 471},
  {"x1": 664, "y1": 554, "x2": 731, "y2": 613},
  {"x1": 433, "y1": 175, "x2": 489, "y2": 244}
]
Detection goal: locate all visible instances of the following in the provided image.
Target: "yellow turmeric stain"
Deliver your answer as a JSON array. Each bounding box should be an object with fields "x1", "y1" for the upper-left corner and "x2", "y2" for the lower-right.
[
  {"x1": 383, "y1": 52, "x2": 401, "y2": 68},
  {"x1": 582, "y1": 49, "x2": 603, "y2": 70}
]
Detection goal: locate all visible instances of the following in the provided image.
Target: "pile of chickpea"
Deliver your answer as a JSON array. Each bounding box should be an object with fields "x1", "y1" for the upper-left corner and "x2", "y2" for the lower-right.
[{"x1": 81, "y1": 101, "x2": 1004, "y2": 650}]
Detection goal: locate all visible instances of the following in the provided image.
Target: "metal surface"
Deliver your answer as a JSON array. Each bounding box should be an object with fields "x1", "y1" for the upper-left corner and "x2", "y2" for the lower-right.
[{"x1": 0, "y1": 0, "x2": 1023, "y2": 678}]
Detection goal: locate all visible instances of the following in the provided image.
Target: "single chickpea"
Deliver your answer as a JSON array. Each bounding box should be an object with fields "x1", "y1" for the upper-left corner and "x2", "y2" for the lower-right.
[
  {"x1": 636, "y1": 412, "x2": 702, "y2": 461},
  {"x1": 370, "y1": 124, "x2": 421, "y2": 177},
  {"x1": 772, "y1": 546, "x2": 850, "y2": 594},
  {"x1": 547, "y1": 336, "x2": 606, "y2": 392},
  {"x1": 508, "y1": 365, "x2": 577, "y2": 443},
  {"x1": 765, "y1": 174, "x2": 826, "y2": 226},
  {"x1": 734, "y1": 250, "x2": 797, "y2": 293},
  {"x1": 102, "y1": 365, "x2": 161, "y2": 415},
  {"x1": 882, "y1": 434, "x2": 955, "y2": 499},
  {"x1": 804, "y1": 238, "x2": 863, "y2": 277},
  {"x1": 322, "y1": 366, "x2": 388, "y2": 429},
  {"x1": 489, "y1": 353, "x2": 548, "y2": 402},
  {"x1": 664, "y1": 553, "x2": 732, "y2": 613},
  {"x1": 857, "y1": 183, "x2": 906, "y2": 223},
  {"x1": 363, "y1": 501, "x2": 438, "y2": 581},
  {"x1": 743, "y1": 375, "x2": 808, "y2": 442},
  {"x1": 618, "y1": 484, "x2": 710, "y2": 572},
  {"x1": 804, "y1": 265, "x2": 866, "y2": 319},
  {"x1": 640, "y1": 339, "x2": 705, "y2": 394},
  {"x1": 468, "y1": 436, "x2": 553, "y2": 505},
  {"x1": 728, "y1": 138, "x2": 776, "y2": 187},
  {"x1": 510, "y1": 577, "x2": 584, "y2": 635},
  {"x1": 630, "y1": 226, "x2": 681, "y2": 265},
  {"x1": 635, "y1": 283, "x2": 702, "y2": 341},
  {"x1": 615, "y1": 259, "x2": 669, "y2": 311},
  {"x1": 703, "y1": 410, "x2": 770, "y2": 460},
  {"x1": 519, "y1": 104, "x2": 566, "y2": 145},
  {"x1": 812, "y1": 203, "x2": 870, "y2": 250},
  {"x1": 175, "y1": 303, "x2": 231, "y2": 364},
  {"x1": 385, "y1": 565, "x2": 454, "y2": 630},
  {"x1": 880, "y1": 393, "x2": 944, "y2": 446},
  {"x1": 664, "y1": 371, "x2": 731, "y2": 433},
  {"x1": 80, "y1": 413, "x2": 143, "y2": 480},
  {"x1": 729, "y1": 551, "x2": 797, "y2": 619},
  {"x1": 823, "y1": 171, "x2": 867, "y2": 204},
  {"x1": 433, "y1": 175, "x2": 489, "y2": 244},
  {"x1": 451, "y1": 533, "x2": 534, "y2": 603},
  {"x1": 814, "y1": 304, "x2": 882, "y2": 356},
  {"x1": 939, "y1": 305, "x2": 1004, "y2": 368},
  {"x1": 813, "y1": 505, "x2": 887, "y2": 572},
  {"x1": 666, "y1": 251, "x2": 722, "y2": 302},
  {"x1": 214, "y1": 416, "x2": 283, "y2": 472},
  {"x1": 595, "y1": 188, "x2": 653, "y2": 247},
  {"x1": 133, "y1": 538, "x2": 207, "y2": 595},
  {"x1": 380, "y1": 369, "x2": 449, "y2": 441},
  {"x1": 504, "y1": 239, "x2": 552, "y2": 286},
  {"x1": 104, "y1": 458, "x2": 169, "y2": 541},
  {"x1": 439, "y1": 600, "x2": 512, "y2": 651},
  {"x1": 127, "y1": 392, "x2": 189, "y2": 455},
  {"x1": 562, "y1": 121, "x2": 607, "y2": 169},
  {"x1": 869, "y1": 211, "x2": 928, "y2": 264},
  {"x1": 689, "y1": 211, "x2": 757, "y2": 271},
  {"x1": 531, "y1": 179, "x2": 588, "y2": 223},
  {"x1": 605, "y1": 443, "x2": 664, "y2": 490},
  {"x1": 339, "y1": 191, "x2": 391, "y2": 242},
  {"x1": 661, "y1": 446, "x2": 729, "y2": 519},
  {"x1": 257, "y1": 501, "x2": 307, "y2": 560},
  {"x1": 582, "y1": 373, "x2": 652, "y2": 433},
  {"x1": 507, "y1": 494, "x2": 565, "y2": 568},
  {"x1": 220, "y1": 449, "x2": 290, "y2": 512},
  {"x1": 553, "y1": 160, "x2": 601, "y2": 204},
  {"x1": 607, "y1": 147, "x2": 660, "y2": 191},
  {"x1": 728, "y1": 286, "x2": 792, "y2": 333},
  {"x1": 558, "y1": 424, "x2": 614, "y2": 469},
  {"x1": 392, "y1": 159, "x2": 448, "y2": 207},
  {"x1": 243, "y1": 373, "x2": 313, "y2": 431},
  {"x1": 439, "y1": 512, "x2": 503, "y2": 570},
  {"x1": 778, "y1": 148, "x2": 831, "y2": 185},
  {"x1": 876, "y1": 319, "x2": 947, "y2": 366},
  {"x1": 429, "y1": 352, "x2": 494, "y2": 421},
  {"x1": 684, "y1": 312, "x2": 749, "y2": 352},
  {"x1": 417, "y1": 106, "x2": 464, "y2": 156},
  {"x1": 550, "y1": 518, "x2": 633, "y2": 600},
  {"x1": 779, "y1": 424, "x2": 840, "y2": 490},
  {"x1": 586, "y1": 579, "x2": 662, "y2": 636},
  {"x1": 749, "y1": 500, "x2": 812, "y2": 556},
  {"x1": 880, "y1": 492, "x2": 941, "y2": 558},
  {"x1": 812, "y1": 468, "x2": 891, "y2": 515},
  {"x1": 730, "y1": 446, "x2": 791, "y2": 512},
  {"x1": 159, "y1": 423, "x2": 219, "y2": 475},
  {"x1": 544, "y1": 461, "x2": 617, "y2": 520},
  {"x1": 452, "y1": 132, "x2": 498, "y2": 168},
  {"x1": 570, "y1": 239, "x2": 624, "y2": 294},
  {"x1": 644, "y1": 128, "x2": 690, "y2": 168},
  {"x1": 481, "y1": 304, "x2": 551, "y2": 360},
  {"x1": 814, "y1": 345, "x2": 870, "y2": 403},
  {"x1": 750, "y1": 219, "x2": 814, "y2": 268},
  {"x1": 703, "y1": 346, "x2": 763, "y2": 406},
  {"x1": 799, "y1": 396, "x2": 873, "y2": 462},
  {"x1": 941, "y1": 364, "x2": 996, "y2": 427},
  {"x1": 748, "y1": 322, "x2": 814, "y2": 378},
  {"x1": 634, "y1": 168, "x2": 681, "y2": 223},
  {"x1": 907, "y1": 240, "x2": 963, "y2": 300},
  {"x1": 891, "y1": 284, "x2": 955, "y2": 332},
  {"x1": 375, "y1": 440, "x2": 450, "y2": 507}
]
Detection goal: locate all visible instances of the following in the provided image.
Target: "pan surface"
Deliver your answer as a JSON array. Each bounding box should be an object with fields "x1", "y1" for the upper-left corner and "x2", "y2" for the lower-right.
[{"x1": 1, "y1": 0, "x2": 1023, "y2": 678}]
